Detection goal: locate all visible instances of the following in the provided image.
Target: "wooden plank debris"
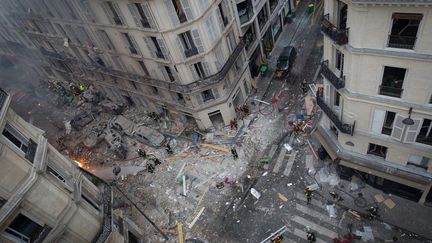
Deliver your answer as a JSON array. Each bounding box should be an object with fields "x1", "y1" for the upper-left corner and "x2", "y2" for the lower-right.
[
  {"x1": 383, "y1": 198, "x2": 396, "y2": 209},
  {"x1": 201, "y1": 144, "x2": 229, "y2": 153},
  {"x1": 177, "y1": 223, "x2": 184, "y2": 243},
  {"x1": 278, "y1": 193, "x2": 288, "y2": 202},
  {"x1": 374, "y1": 194, "x2": 385, "y2": 203},
  {"x1": 188, "y1": 207, "x2": 205, "y2": 229}
]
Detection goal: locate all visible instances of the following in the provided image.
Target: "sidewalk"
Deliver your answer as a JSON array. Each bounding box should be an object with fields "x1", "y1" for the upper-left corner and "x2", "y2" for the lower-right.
[
  {"x1": 254, "y1": 0, "x2": 311, "y2": 101},
  {"x1": 314, "y1": 162, "x2": 432, "y2": 241}
]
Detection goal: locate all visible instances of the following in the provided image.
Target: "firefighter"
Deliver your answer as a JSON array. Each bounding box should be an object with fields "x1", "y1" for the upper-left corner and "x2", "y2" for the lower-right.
[
  {"x1": 165, "y1": 143, "x2": 173, "y2": 154},
  {"x1": 271, "y1": 235, "x2": 283, "y2": 243},
  {"x1": 305, "y1": 187, "x2": 313, "y2": 204},
  {"x1": 367, "y1": 206, "x2": 379, "y2": 220},
  {"x1": 307, "y1": 231, "x2": 316, "y2": 242},
  {"x1": 330, "y1": 191, "x2": 343, "y2": 202},
  {"x1": 231, "y1": 146, "x2": 238, "y2": 160},
  {"x1": 137, "y1": 148, "x2": 146, "y2": 158},
  {"x1": 147, "y1": 163, "x2": 155, "y2": 173}
]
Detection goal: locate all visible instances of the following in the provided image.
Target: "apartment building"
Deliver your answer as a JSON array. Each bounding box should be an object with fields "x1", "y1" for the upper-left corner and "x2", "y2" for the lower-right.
[
  {"x1": 0, "y1": 88, "x2": 142, "y2": 242},
  {"x1": 0, "y1": 0, "x2": 249, "y2": 130},
  {"x1": 314, "y1": 0, "x2": 432, "y2": 206}
]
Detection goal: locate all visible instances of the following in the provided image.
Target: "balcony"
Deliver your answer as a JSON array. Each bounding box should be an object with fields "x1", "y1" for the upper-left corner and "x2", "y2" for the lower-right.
[
  {"x1": 379, "y1": 85, "x2": 403, "y2": 98},
  {"x1": 388, "y1": 35, "x2": 416, "y2": 49},
  {"x1": 316, "y1": 92, "x2": 354, "y2": 135},
  {"x1": 113, "y1": 16, "x2": 123, "y2": 25},
  {"x1": 321, "y1": 14, "x2": 349, "y2": 45},
  {"x1": 92, "y1": 184, "x2": 112, "y2": 243},
  {"x1": 40, "y1": 48, "x2": 64, "y2": 60},
  {"x1": 184, "y1": 47, "x2": 198, "y2": 58},
  {"x1": 320, "y1": 60, "x2": 345, "y2": 89}
]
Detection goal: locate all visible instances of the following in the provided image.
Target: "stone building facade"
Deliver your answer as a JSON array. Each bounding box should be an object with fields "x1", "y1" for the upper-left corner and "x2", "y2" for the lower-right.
[
  {"x1": 0, "y1": 0, "x2": 294, "y2": 130},
  {"x1": 0, "y1": 88, "x2": 142, "y2": 242},
  {"x1": 314, "y1": 0, "x2": 432, "y2": 205}
]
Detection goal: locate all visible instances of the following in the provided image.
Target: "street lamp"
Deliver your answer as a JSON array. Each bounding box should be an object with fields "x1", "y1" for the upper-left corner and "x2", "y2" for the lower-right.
[
  {"x1": 402, "y1": 107, "x2": 414, "y2": 125},
  {"x1": 112, "y1": 166, "x2": 169, "y2": 241}
]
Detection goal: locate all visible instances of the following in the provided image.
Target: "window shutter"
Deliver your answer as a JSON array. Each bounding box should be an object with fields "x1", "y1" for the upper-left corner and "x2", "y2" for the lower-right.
[
  {"x1": 371, "y1": 109, "x2": 385, "y2": 134},
  {"x1": 197, "y1": 0, "x2": 210, "y2": 12},
  {"x1": 216, "y1": 8, "x2": 225, "y2": 32},
  {"x1": 160, "y1": 65, "x2": 170, "y2": 81},
  {"x1": 143, "y1": 37, "x2": 156, "y2": 58},
  {"x1": 213, "y1": 88, "x2": 220, "y2": 99},
  {"x1": 191, "y1": 29, "x2": 204, "y2": 53},
  {"x1": 222, "y1": 0, "x2": 231, "y2": 21},
  {"x1": 324, "y1": 84, "x2": 330, "y2": 103},
  {"x1": 127, "y1": 4, "x2": 141, "y2": 28},
  {"x1": 196, "y1": 94, "x2": 203, "y2": 105},
  {"x1": 112, "y1": 2, "x2": 125, "y2": 25},
  {"x1": 205, "y1": 15, "x2": 218, "y2": 44},
  {"x1": 156, "y1": 38, "x2": 168, "y2": 60},
  {"x1": 164, "y1": 0, "x2": 180, "y2": 26},
  {"x1": 214, "y1": 43, "x2": 225, "y2": 70},
  {"x1": 101, "y1": 2, "x2": 114, "y2": 24},
  {"x1": 25, "y1": 139, "x2": 37, "y2": 163},
  {"x1": 202, "y1": 61, "x2": 210, "y2": 77},
  {"x1": 190, "y1": 65, "x2": 199, "y2": 80},
  {"x1": 404, "y1": 118, "x2": 421, "y2": 143},
  {"x1": 141, "y1": 2, "x2": 156, "y2": 29},
  {"x1": 391, "y1": 114, "x2": 405, "y2": 141},
  {"x1": 176, "y1": 36, "x2": 186, "y2": 59},
  {"x1": 129, "y1": 35, "x2": 141, "y2": 55},
  {"x1": 180, "y1": 0, "x2": 193, "y2": 21}
]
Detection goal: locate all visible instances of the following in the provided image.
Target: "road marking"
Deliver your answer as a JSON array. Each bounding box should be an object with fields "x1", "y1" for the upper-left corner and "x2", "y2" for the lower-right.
[
  {"x1": 295, "y1": 192, "x2": 325, "y2": 209},
  {"x1": 283, "y1": 151, "x2": 297, "y2": 176},
  {"x1": 292, "y1": 215, "x2": 339, "y2": 239},
  {"x1": 273, "y1": 148, "x2": 287, "y2": 173},
  {"x1": 293, "y1": 228, "x2": 327, "y2": 243},
  {"x1": 295, "y1": 203, "x2": 338, "y2": 227},
  {"x1": 305, "y1": 154, "x2": 314, "y2": 170},
  {"x1": 264, "y1": 144, "x2": 278, "y2": 170}
]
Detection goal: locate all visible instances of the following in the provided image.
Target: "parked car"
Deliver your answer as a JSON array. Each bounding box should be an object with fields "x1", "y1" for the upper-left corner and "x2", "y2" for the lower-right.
[
  {"x1": 109, "y1": 115, "x2": 135, "y2": 136},
  {"x1": 132, "y1": 126, "x2": 166, "y2": 147},
  {"x1": 276, "y1": 46, "x2": 297, "y2": 76}
]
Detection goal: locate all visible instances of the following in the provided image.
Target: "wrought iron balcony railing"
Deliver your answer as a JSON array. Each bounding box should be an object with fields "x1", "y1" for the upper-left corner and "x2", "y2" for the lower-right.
[
  {"x1": 321, "y1": 60, "x2": 345, "y2": 89},
  {"x1": 321, "y1": 14, "x2": 349, "y2": 45},
  {"x1": 388, "y1": 35, "x2": 416, "y2": 49},
  {"x1": 184, "y1": 47, "x2": 198, "y2": 58},
  {"x1": 379, "y1": 85, "x2": 403, "y2": 98},
  {"x1": 316, "y1": 92, "x2": 354, "y2": 135},
  {"x1": 92, "y1": 184, "x2": 112, "y2": 243}
]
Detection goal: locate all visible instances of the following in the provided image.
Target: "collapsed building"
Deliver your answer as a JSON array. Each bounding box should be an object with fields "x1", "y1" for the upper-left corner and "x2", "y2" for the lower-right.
[
  {"x1": 0, "y1": 0, "x2": 295, "y2": 130},
  {"x1": 0, "y1": 88, "x2": 144, "y2": 242}
]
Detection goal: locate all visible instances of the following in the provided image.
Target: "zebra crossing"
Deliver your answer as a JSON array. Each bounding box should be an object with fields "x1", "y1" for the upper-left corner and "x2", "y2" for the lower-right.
[
  {"x1": 265, "y1": 136, "x2": 299, "y2": 177},
  {"x1": 280, "y1": 191, "x2": 343, "y2": 242}
]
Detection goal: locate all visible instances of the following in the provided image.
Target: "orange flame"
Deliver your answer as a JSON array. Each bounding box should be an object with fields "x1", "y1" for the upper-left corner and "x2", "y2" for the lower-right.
[{"x1": 74, "y1": 160, "x2": 84, "y2": 168}]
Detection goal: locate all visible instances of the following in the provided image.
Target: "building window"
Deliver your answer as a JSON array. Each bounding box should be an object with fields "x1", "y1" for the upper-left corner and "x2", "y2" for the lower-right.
[
  {"x1": 381, "y1": 111, "x2": 396, "y2": 135},
  {"x1": 407, "y1": 155, "x2": 430, "y2": 171},
  {"x1": 379, "y1": 66, "x2": 405, "y2": 98},
  {"x1": 152, "y1": 86, "x2": 158, "y2": 94},
  {"x1": 177, "y1": 93, "x2": 185, "y2": 103},
  {"x1": 179, "y1": 31, "x2": 198, "y2": 57},
  {"x1": 47, "y1": 166, "x2": 66, "y2": 183},
  {"x1": 388, "y1": 13, "x2": 422, "y2": 49},
  {"x1": 171, "y1": 0, "x2": 187, "y2": 23},
  {"x1": 367, "y1": 143, "x2": 388, "y2": 158},
  {"x1": 164, "y1": 66, "x2": 175, "y2": 82},
  {"x1": 333, "y1": 91, "x2": 340, "y2": 106},
  {"x1": 335, "y1": 49, "x2": 344, "y2": 74},
  {"x1": 82, "y1": 193, "x2": 100, "y2": 211},
  {"x1": 237, "y1": 1, "x2": 253, "y2": 24},
  {"x1": 218, "y1": 3, "x2": 228, "y2": 27},
  {"x1": 269, "y1": 0, "x2": 279, "y2": 13},
  {"x1": 429, "y1": 95, "x2": 432, "y2": 104},
  {"x1": 194, "y1": 62, "x2": 206, "y2": 79},
  {"x1": 257, "y1": 5, "x2": 269, "y2": 30},
  {"x1": 137, "y1": 60, "x2": 149, "y2": 76},
  {"x1": 417, "y1": 118, "x2": 432, "y2": 146},
  {"x1": 104, "y1": 1, "x2": 123, "y2": 25},
  {"x1": 122, "y1": 33, "x2": 138, "y2": 55},
  {"x1": 97, "y1": 30, "x2": 115, "y2": 50},
  {"x1": 130, "y1": 81, "x2": 138, "y2": 90},
  {"x1": 150, "y1": 37, "x2": 164, "y2": 59},
  {"x1": 5, "y1": 214, "x2": 44, "y2": 242},
  {"x1": 129, "y1": 3, "x2": 151, "y2": 28},
  {"x1": 201, "y1": 89, "x2": 215, "y2": 102},
  {"x1": 2, "y1": 124, "x2": 29, "y2": 153}
]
